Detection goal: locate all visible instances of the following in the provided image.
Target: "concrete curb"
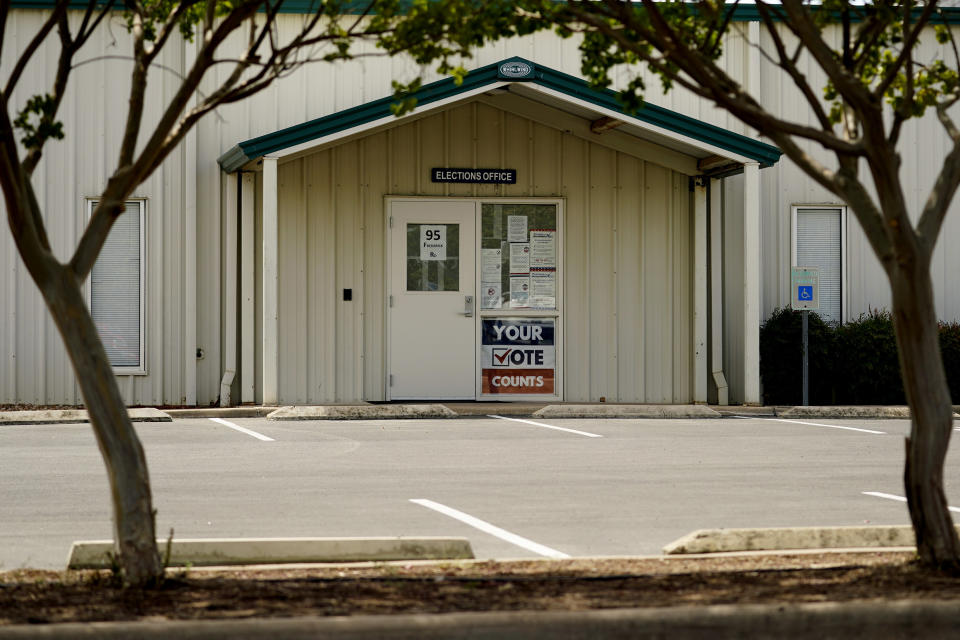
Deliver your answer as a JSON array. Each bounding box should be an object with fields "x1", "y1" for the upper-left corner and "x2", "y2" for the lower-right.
[
  {"x1": 0, "y1": 407, "x2": 171, "y2": 425},
  {"x1": 2, "y1": 601, "x2": 958, "y2": 639},
  {"x1": 164, "y1": 407, "x2": 274, "y2": 419},
  {"x1": 267, "y1": 404, "x2": 458, "y2": 420},
  {"x1": 661, "y1": 525, "x2": 943, "y2": 554},
  {"x1": 534, "y1": 404, "x2": 721, "y2": 419},
  {"x1": 776, "y1": 405, "x2": 960, "y2": 419},
  {"x1": 67, "y1": 537, "x2": 474, "y2": 569}
]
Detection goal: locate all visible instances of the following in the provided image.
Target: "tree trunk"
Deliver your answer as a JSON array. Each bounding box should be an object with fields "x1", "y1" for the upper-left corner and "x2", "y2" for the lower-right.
[
  {"x1": 890, "y1": 263, "x2": 960, "y2": 568},
  {"x1": 42, "y1": 264, "x2": 163, "y2": 586}
]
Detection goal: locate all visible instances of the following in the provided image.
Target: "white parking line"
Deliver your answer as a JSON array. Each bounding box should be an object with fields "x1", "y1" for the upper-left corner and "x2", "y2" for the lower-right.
[
  {"x1": 863, "y1": 491, "x2": 960, "y2": 513},
  {"x1": 410, "y1": 498, "x2": 570, "y2": 559},
  {"x1": 736, "y1": 416, "x2": 886, "y2": 435},
  {"x1": 209, "y1": 417, "x2": 274, "y2": 442},
  {"x1": 488, "y1": 415, "x2": 603, "y2": 438}
]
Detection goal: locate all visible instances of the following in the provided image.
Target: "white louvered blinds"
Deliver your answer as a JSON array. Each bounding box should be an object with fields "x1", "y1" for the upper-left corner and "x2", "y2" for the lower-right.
[
  {"x1": 90, "y1": 200, "x2": 144, "y2": 370},
  {"x1": 795, "y1": 207, "x2": 842, "y2": 324}
]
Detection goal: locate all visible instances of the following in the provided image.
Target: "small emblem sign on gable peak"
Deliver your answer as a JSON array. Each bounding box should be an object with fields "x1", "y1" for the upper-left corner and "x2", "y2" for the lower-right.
[{"x1": 498, "y1": 60, "x2": 535, "y2": 80}]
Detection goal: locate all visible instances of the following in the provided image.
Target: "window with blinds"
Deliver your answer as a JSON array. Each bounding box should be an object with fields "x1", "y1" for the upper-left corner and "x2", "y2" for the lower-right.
[
  {"x1": 793, "y1": 206, "x2": 845, "y2": 324},
  {"x1": 88, "y1": 200, "x2": 145, "y2": 372}
]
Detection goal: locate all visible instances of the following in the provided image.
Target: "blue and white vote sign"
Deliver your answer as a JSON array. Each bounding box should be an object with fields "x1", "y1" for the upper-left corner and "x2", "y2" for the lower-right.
[
  {"x1": 791, "y1": 267, "x2": 819, "y2": 310},
  {"x1": 480, "y1": 318, "x2": 555, "y2": 395}
]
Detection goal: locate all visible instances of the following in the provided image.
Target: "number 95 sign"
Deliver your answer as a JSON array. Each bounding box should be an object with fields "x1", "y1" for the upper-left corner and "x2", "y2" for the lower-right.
[{"x1": 420, "y1": 226, "x2": 447, "y2": 261}]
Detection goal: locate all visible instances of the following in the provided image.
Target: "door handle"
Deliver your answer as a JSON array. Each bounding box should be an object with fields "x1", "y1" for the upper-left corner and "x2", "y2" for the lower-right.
[{"x1": 462, "y1": 295, "x2": 474, "y2": 317}]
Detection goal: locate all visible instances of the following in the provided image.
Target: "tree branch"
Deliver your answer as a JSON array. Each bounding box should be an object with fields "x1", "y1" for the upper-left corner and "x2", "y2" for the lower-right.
[
  {"x1": 22, "y1": 10, "x2": 77, "y2": 176},
  {"x1": 0, "y1": 93, "x2": 55, "y2": 268},
  {"x1": 3, "y1": 1, "x2": 69, "y2": 97},
  {"x1": 777, "y1": 0, "x2": 877, "y2": 116},
  {"x1": 755, "y1": 3, "x2": 833, "y2": 132},
  {"x1": 143, "y1": 0, "x2": 205, "y2": 65},
  {"x1": 117, "y1": 9, "x2": 149, "y2": 168},
  {"x1": 69, "y1": 1, "x2": 264, "y2": 279},
  {"x1": 917, "y1": 101, "x2": 960, "y2": 252},
  {"x1": 566, "y1": 2, "x2": 863, "y2": 156},
  {"x1": 21, "y1": 1, "x2": 114, "y2": 177},
  {"x1": 0, "y1": 0, "x2": 9, "y2": 60},
  {"x1": 874, "y1": 1, "x2": 937, "y2": 100}
]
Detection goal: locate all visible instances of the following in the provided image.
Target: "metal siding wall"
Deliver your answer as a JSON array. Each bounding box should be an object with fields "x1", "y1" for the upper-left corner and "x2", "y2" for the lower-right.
[
  {"x1": 196, "y1": 108, "x2": 222, "y2": 406},
  {"x1": 278, "y1": 159, "x2": 304, "y2": 401},
  {"x1": 673, "y1": 174, "x2": 692, "y2": 401},
  {"x1": 334, "y1": 144, "x2": 364, "y2": 401},
  {"x1": 722, "y1": 177, "x2": 746, "y2": 404},
  {"x1": 756, "y1": 23, "x2": 960, "y2": 325},
  {"x1": 617, "y1": 155, "x2": 645, "y2": 400},
  {"x1": 642, "y1": 164, "x2": 672, "y2": 402},
  {"x1": 1, "y1": 10, "x2": 193, "y2": 405},
  {"x1": 254, "y1": 174, "x2": 264, "y2": 405},
  {"x1": 475, "y1": 104, "x2": 504, "y2": 199},
  {"x1": 588, "y1": 146, "x2": 618, "y2": 399},
  {"x1": 363, "y1": 133, "x2": 389, "y2": 400},
  {"x1": 561, "y1": 135, "x2": 591, "y2": 400},
  {"x1": 310, "y1": 152, "x2": 338, "y2": 401}
]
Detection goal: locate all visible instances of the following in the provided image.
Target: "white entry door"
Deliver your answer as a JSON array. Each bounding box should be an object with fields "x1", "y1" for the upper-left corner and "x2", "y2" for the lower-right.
[{"x1": 389, "y1": 200, "x2": 476, "y2": 399}]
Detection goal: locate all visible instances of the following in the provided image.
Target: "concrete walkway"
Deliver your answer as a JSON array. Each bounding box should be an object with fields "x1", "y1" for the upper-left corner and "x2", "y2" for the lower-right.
[{"x1": 5, "y1": 403, "x2": 960, "y2": 424}]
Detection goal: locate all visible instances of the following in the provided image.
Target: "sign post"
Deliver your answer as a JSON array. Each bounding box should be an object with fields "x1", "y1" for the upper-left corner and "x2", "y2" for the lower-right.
[{"x1": 790, "y1": 267, "x2": 820, "y2": 406}]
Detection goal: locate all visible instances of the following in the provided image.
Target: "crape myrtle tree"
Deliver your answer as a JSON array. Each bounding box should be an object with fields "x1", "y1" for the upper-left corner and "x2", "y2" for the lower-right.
[
  {"x1": 514, "y1": 0, "x2": 960, "y2": 566},
  {"x1": 0, "y1": 0, "x2": 518, "y2": 586}
]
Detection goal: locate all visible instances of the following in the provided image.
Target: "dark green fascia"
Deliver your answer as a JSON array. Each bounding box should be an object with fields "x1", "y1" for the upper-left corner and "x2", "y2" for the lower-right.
[
  {"x1": 533, "y1": 63, "x2": 782, "y2": 167},
  {"x1": 14, "y1": 1, "x2": 960, "y2": 23},
  {"x1": 721, "y1": 4, "x2": 960, "y2": 24},
  {"x1": 8, "y1": 0, "x2": 408, "y2": 11},
  {"x1": 219, "y1": 57, "x2": 506, "y2": 171},
  {"x1": 220, "y1": 56, "x2": 780, "y2": 172},
  {"x1": 218, "y1": 145, "x2": 252, "y2": 174}
]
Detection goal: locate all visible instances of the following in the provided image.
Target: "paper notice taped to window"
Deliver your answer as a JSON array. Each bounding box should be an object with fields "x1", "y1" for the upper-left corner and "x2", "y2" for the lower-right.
[
  {"x1": 530, "y1": 270, "x2": 556, "y2": 309},
  {"x1": 510, "y1": 276, "x2": 530, "y2": 308},
  {"x1": 530, "y1": 230, "x2": 556, "y2": 269},
  {"x1": 510, "y1": 242, "x2": 530, "y2": 274},
  {"x1": 481, "y1": 248, "x2": 502, "y2": 282},
  {"x1": 508, "y1": 215, "x2": 528, "y2": 242}
]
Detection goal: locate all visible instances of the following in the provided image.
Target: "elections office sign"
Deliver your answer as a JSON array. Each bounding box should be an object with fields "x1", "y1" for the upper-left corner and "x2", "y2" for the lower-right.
[
  {"x1": 481, "y1": 318, "x2": 555, "y2": 394},
  {"x1": 431, "y1": 168, "x2": 517, "y2": 184}
]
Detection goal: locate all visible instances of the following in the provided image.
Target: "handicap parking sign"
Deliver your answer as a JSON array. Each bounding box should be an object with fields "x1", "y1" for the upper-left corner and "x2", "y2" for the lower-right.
[{"x1": 791, "y1": 267, "x2": 819, "y2": 310}]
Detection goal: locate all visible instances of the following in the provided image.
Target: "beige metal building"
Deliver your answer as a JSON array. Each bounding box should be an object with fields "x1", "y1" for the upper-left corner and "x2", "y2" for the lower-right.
[
  {"x1": 216, "y1": 57, "x2": 779, "y2": 406},
  {"x1": 3, "y1": 7, "x2": 960, "y2": 407}
]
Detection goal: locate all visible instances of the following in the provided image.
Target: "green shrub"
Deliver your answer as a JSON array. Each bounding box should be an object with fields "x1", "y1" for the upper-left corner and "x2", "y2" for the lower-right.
[
  {"x1": 941, "y1": 321, "x2": 960, "y2": 404},
  {"x1": 759, "y1": 307, "x2": 835, "y2": 405},
  {"x1": 832, "y1": 310, "x2": 905, "y2": 404},
  {"x1": 760, "y1": 308, "x2": 960, "y2": 405}
]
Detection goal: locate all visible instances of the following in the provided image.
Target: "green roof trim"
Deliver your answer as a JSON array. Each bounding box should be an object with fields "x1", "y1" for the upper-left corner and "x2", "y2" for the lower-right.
[
  {"x1": 14, "y1": 1, "x2": 960, "y2": 22},
  {"x1": 218, "y1": 56, "x2": 781, "y2": 172}
]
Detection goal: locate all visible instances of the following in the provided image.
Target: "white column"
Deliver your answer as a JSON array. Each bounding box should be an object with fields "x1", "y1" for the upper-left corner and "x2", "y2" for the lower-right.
[
  {"x1": 240, "y1": 172, "x2": 256, "y2": 403},
  {"x1": 710, "y1": 178, "x2": 728, "y2": 405},
  {"x1": 743, "y1": 163, "x2": 761, "y2": 405},
  {"x1": 693, "y1": 178, "x2": 708, "y2": 404},
  {"x1": 220, "y1": 172, "x2": 238, "y2": 407},
  {"x1": 262, "y1": 157, "x2": 279, "y2": 405}
]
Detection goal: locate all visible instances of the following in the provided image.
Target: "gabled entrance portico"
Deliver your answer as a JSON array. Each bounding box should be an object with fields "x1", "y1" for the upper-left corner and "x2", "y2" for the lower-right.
[{"x1": 218, "y1": 57, "x2": 780, "y2": 406}]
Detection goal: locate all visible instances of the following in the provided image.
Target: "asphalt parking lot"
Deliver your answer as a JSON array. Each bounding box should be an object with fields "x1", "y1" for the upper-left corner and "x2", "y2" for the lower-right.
[{"x1": 2, "y1": 414, "x2": 958, "y2": 570}]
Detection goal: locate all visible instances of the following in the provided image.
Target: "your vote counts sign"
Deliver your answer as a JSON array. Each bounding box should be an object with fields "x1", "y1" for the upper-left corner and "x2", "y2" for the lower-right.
[{"x1": 481, "y1": 318, "x2": 555, "y2": 394}]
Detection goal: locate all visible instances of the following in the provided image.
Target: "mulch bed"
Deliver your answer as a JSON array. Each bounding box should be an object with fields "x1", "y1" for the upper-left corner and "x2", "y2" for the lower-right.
[{"x1": 3, "y1": 552, "x2": 960, "y2": 625}]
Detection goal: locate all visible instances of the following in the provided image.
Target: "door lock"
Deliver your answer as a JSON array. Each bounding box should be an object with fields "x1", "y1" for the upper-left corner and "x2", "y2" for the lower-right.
[{"x1": 462, "y1": 295, "x2": 474, "y2": 317}]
